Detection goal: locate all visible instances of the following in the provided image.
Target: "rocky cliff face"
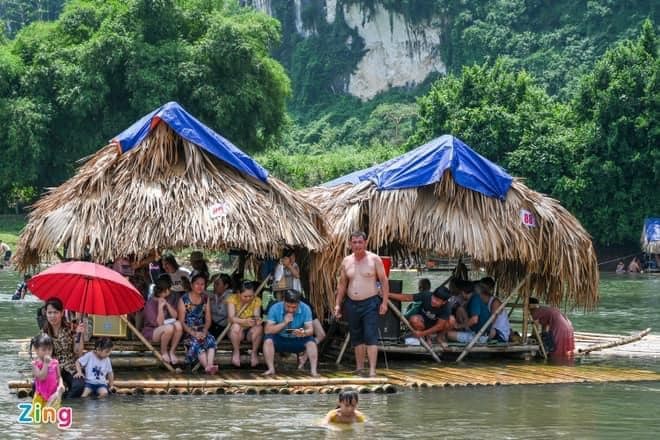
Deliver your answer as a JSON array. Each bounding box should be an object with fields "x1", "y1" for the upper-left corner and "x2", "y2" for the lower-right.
[{"x1": 244, "y1": 0, "x2": 445, "y2": 101}]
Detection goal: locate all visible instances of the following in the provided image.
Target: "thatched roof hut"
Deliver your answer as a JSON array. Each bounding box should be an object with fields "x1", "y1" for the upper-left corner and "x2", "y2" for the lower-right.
[
  {"x1": 642, "y1": 218, "x2": 660, "y2": 254},
  {"x1": 16, "y1": 102, "x2": 325, "y2": 269},
  {"x1": 302, "y1": 135, "x2": 599, "y2": 316}
]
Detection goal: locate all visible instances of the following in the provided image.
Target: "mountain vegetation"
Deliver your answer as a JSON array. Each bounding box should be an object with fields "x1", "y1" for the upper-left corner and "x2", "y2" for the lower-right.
[{"x1": 0, "y1": 0, "x2": 657, "y2": 246}]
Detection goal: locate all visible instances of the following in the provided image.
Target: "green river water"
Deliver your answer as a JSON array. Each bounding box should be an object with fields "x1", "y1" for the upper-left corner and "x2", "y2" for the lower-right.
[{"x1": 0, "y1": 269, "x2": 659, "y2": 439}]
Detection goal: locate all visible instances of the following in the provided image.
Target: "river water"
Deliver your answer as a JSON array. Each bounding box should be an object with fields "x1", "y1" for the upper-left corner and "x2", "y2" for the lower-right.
[{"x1": 1, "y1": 269, "x2": 659, "y2": 439}]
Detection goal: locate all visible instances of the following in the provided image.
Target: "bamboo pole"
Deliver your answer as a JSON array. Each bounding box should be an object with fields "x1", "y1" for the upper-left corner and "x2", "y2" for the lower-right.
[
  {"x1": 192, "y1": 276, "x2": 270, "y2": 373},
  {"x1": 531, "y1": 320, "x2": 548, "y2": 360},
  {"x1": 457, "y1": 276, "x2": 529, "y2": 362},
  {"x1": 522, "y1": 291, "x2": 530, "y2": 344},
  {"x1": 387, "y1": 299, "x2": 442, "y2": 363},
  {"x1": 577, "y1": 328, "x2": 652, "y2": 355},
  {"x1": 336, "y1": 333, "x2": 351, "y2": 365},
  {"x1": 122, "y1": 316, "x2": 175, "y2": 373}
]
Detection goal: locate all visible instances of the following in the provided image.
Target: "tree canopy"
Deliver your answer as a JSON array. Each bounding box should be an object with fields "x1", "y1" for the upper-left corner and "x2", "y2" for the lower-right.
[
  {"x1": 0, "y1": 0, "x2": 290, "y2": 211},
  {"x1": 412, "y1": 21, "x2": 659, "y2": 246}
]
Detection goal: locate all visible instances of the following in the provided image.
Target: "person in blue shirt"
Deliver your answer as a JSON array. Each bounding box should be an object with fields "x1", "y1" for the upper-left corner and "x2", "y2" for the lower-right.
[
  {"x1": 262, "y1": 290, "x2": 319, "y2": 377},
  {"x1": 447, "y1": 279, "x2": 490, "y2": 344}
]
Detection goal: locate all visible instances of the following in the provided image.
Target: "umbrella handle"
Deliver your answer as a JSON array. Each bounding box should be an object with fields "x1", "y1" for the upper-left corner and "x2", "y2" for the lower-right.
[{"x1": 74, "y1": 315, "x2": 87, "y2": 343}]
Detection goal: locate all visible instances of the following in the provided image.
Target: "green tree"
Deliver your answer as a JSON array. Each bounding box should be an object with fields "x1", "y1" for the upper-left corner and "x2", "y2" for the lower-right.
[
  {"x1": 569, "y1": 19, "x2": 659, "y2": 245},
  {"x1": 0, "y1": 0, "x2": 290, "y2": 211},
  {"x1": 413, "y1": 59, "x2": 576, "y2": 197}
]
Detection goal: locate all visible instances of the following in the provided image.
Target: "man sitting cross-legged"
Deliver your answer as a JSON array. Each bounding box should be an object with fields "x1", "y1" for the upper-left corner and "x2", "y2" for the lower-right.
[
  {"x1": 262, "y1": 289, "x2": 319, "y2": 377},
  {"x1": 389, "y1": 286, "x2": 455, "y2": 346}
]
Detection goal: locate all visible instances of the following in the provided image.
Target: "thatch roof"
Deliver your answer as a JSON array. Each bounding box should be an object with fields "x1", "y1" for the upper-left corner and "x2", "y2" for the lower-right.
[
  {"x1": 641, "y1": 218, "x2": 660, "y2": 254},
  {"x1": 302, "y1": 136, "x2": 599, "y2": 316},
  {"x1": 16, "y1": 104, "x2": 325, "y2": 269}
]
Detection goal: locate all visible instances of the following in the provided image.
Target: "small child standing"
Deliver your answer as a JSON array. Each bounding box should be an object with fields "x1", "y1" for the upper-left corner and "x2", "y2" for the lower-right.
[
  {"x1": 75, "y1": 338, "x2": 114, "y2": 398},
  {"x1": 322, "y1": 390, "x2": 366, "y2": 424},
  {"x1": 31, "y1": 334, "x2": 64, "y2": 409}
]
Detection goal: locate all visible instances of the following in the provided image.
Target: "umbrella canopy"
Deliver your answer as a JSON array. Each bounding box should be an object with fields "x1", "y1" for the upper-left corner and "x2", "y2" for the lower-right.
[{"x1": 28, "y1": 262, "x2": 144, "y2": 315}]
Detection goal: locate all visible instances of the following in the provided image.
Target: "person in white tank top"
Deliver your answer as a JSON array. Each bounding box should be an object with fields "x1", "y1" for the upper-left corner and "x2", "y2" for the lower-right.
[{"x1": 478, "y1": 278, "x2": 511, "y2": 342}]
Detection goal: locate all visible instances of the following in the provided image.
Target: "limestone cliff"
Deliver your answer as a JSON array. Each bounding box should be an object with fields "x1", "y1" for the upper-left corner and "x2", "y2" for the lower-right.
[{"x1": 243, "y1": 0, "x2": 445, "y2": 101}]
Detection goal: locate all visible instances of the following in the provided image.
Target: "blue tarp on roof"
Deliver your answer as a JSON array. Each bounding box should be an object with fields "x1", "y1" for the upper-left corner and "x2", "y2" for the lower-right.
[
  {"x1": 324, "y1": 135, "x2": 513, "y2": 200},
  {"x1": 112, "y1": 101, "x2": 269, "y2": 183},
  {"x1": 644, "y1": 218, "x2": 660, "y2": 243}
]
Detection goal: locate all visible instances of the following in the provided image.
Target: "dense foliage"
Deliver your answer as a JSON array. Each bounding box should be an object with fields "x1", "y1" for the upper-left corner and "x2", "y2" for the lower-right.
[
  {"x1": 0, "y1": 1, "x2": 658, "y2": 247},
  {"x1": 0, "y1": 0, "x2": 290, "y2": 211},
  {"x1": 413, "y1": 21, "x2": 659, "y2": 246},
  {"x1": 569, "y1": 21, "x2": 659, "y2": 245},
  {"x1": 0, "y1": 0, "x2": 64, "y2": 37}
]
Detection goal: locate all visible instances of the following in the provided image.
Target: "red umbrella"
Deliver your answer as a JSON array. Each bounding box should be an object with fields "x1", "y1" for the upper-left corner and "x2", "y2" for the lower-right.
[{"x1": 28, "y1": 261, "x2": 144, "y2": 315}]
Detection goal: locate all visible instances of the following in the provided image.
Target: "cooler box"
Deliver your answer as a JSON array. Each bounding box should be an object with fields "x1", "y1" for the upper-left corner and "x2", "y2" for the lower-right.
[{"x1": 92, "y1": 315, "x2": 127, "y2": 337}]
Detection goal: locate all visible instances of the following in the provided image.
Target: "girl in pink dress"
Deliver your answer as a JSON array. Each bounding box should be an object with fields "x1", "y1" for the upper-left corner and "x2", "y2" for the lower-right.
[
  {"x1": 31, "y1": 334, "x2": 64, "y2": 409},
  {"x1": 529, "y1": 298, "x2": 575, "y2": 357}
]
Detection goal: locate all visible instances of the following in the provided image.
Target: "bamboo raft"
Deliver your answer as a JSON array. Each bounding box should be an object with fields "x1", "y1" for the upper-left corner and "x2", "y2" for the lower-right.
[
  {"x1": 8, "y1": 361, "x2": 660, "y2": 398},
  {"x1": 9, "y1": 330, "x2": 659, "y2": 397}
]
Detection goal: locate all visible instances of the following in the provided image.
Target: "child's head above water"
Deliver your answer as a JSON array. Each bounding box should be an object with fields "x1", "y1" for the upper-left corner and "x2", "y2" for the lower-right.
[
  {"x1": 32, "y1": 334, "x2": 53, "y2": 359},
  {"x1": 94, "y1": 337, "x2": 114, "y2": 358},
  {"x1": 337, "y1": 389, "x2": 359, "y2": 416}
]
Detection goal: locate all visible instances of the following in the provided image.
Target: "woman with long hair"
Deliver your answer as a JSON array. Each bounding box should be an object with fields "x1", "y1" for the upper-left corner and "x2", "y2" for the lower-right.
[
  {"x1": 177, "y1": 271, "x2": 218, "y2": 374},
  {"x1": 40, "y1": 298, "x2": 86, "y2": 398}
]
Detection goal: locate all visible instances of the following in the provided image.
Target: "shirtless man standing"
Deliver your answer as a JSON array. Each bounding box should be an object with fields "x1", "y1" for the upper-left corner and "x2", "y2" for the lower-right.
[{"x1": 334, "y1": 231, "x2": 389, "y2": 377}]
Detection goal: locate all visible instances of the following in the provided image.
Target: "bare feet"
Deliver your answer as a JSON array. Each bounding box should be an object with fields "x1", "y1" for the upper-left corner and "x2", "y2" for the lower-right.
[
  {"x1": 310, "y1": 371, "x2": 320, "y2": 378},
  {"x1": 160, "y1": 352, "x2": 171, "y2": 363},
  {"x1": 262, "y1": 369, "x2": 275, "y2": 376},
  {"x1": 250, "y1": 353, "x2": 259, "y2": 368},
  {"x1": 169, "y1": 352, "x2": 179, "y2": 365},
  {"x1": 368, "y1": 370, "x2": 377, "y2": 378},
  {"x1": 297, "y1": 352, "x2": 308, "y2": 370},
  {"x1": 205, "y1": 365, "x2": 218, "y2": 375},
  {"x1": 231, "y1": 352, "x2": 241, "y2": 368}
]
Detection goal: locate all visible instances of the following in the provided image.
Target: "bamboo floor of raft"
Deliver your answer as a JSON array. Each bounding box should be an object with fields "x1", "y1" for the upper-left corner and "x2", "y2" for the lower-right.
[
  {"x1": 8, "y1": 361, "x2": 660, "y2": 398},
  {"x1": 9, "y1": 330, "x2": 660, "y2": 397}
]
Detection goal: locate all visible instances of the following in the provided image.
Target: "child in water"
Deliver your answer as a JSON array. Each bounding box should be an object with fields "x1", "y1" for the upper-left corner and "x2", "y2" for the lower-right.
[
  {"x1": 31, "y1": 334, "x2": 65, "y2": 409},
  {"x1": 322, "y1": 390, "x2": 366, "y2": 424},
  {"x1": 75, "y1": 338, "x2": 114, "y2": 398}
]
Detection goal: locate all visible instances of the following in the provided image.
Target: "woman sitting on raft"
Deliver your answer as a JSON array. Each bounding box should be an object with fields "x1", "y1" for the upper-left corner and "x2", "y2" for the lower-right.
[
  {"x1": 142, "y1": 274, "x2": 184, "y2": 365},
  {"x1": 40, "y1": 298, "x2": 86, "y2": 398},
  {"x1": 178, "y1": 271, "x2": 218, "y2": 374},
  {"x1": 227, "y1": 281, "x2": 263, "y2": 368}
]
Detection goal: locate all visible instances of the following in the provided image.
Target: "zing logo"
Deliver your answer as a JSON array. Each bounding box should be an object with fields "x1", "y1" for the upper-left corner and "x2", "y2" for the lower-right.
[{"x1": 17, "y1": 403, "x2": 72, "y2": 429}]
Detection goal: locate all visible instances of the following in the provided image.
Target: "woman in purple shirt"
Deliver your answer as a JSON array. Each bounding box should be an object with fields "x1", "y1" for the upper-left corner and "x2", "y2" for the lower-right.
[{"x1": 143, "y1": 274, "x2": 183, "y2": 365}]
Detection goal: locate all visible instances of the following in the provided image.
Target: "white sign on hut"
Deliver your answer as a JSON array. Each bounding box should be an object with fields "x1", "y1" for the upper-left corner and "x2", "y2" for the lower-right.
[
  {"x1": 210, "y1": 201, "x2": 231, "y2": 219},
  {"x1": 520, "y1": 209, "x2": 537, "y2": 227}
]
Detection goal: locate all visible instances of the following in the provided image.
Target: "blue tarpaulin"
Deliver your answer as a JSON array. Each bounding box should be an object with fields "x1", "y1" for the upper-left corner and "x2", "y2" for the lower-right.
[
  {"x1": 644, "y1": 218, "x2": 660, "y2": 243},
  {"x1": 112, "y1": 101, "x2": 269, "y2": 183},
  {"x1": 324, "y1": 135, "x2": 513, "y2": 200}
]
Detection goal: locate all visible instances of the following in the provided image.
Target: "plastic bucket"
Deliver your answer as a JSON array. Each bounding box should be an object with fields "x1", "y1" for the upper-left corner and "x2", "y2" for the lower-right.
[{"x1": 380, "y1": 256, "x2": 392, "y2": 277}]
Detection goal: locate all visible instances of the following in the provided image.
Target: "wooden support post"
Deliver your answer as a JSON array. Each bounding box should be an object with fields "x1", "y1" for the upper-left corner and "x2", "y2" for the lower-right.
[
  {"x1": 522, "y1": 292, "x2": 530, "y2": 344},
  {"x1": 387, "y1": 299, "x2": 442, "y2": 363},
  {"x1": 121, "y1": 316, "x2": 176, "y2": 373},
  {"x1": 456, "y1": 275, "x2": 529, "y2": 363},
  {"x1": 508, "y1": 293, "x2": 521, "y2": 318},
  {"x1": 531, "y1": 320, "x2": 548, "y2": 360},
  {"x1": 336, "y1": 333, "x2": 350, "y2": 365}
]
